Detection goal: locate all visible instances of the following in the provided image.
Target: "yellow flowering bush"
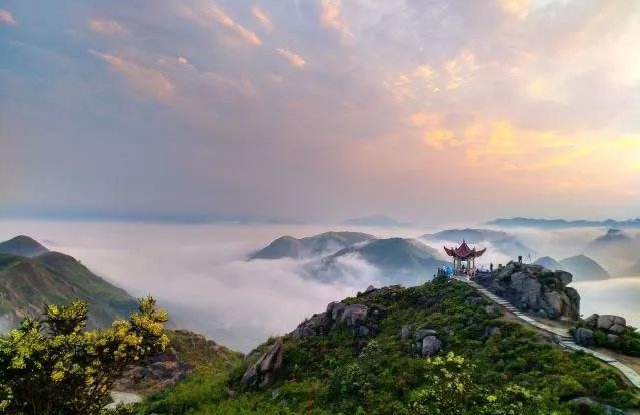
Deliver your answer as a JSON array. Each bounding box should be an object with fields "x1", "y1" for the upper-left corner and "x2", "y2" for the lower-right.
[{"x1": 0, "y1": 296, "x2": 168, "y2": 415}]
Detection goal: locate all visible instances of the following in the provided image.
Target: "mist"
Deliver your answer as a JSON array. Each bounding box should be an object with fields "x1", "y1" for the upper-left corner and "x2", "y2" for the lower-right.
[
  {"x1": 1, "y1": 219, "x2": 638, "y2": 351},
  {"x1": 0, "y1": 220, "x2": 385, "y2": 352}
]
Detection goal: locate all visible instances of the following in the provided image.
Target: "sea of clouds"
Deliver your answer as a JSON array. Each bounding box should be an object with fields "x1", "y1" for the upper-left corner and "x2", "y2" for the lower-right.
[{"x1": 0, "y1": 219, "x2": 638, "y2": 352}]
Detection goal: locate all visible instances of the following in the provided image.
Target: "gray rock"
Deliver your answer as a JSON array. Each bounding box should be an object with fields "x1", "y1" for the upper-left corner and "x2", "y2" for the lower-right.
[
  {"x1": 421, "y1": 336, "x2": 442, "y2": 357},
  {"x1": 339, "y1": 304, "x2": 369, "y2": 326},
  {"x1": 292, "y1": 313, "x2": 329, "y2": 338},
  {"x1": 597, "y1": 315, "x2": 626, "y2": 333},
  {"x1": 326, "y1": 301, "x2": 347, "y2": 321},
  {"x1": 609, "y1": 323, "x2": 626, "y2": 335},
  {"x1": 414, "y1": 329, "x2": 438, "y2": 341},
  {"x1": 584, "y1": 314, "x2": 599, "y2": 329},
  {"x1": 475, "y1": 261, "x2": 580, "y2": 321},
  {"x1": 510, "y1": 271, "x2": 542, "y2": 309},
  {"x1": 607, "y1": 334, "x2": 619, "y2": 343},
  {"x1": 558, "y1": 271, "x2": 573, "y2": 286},
  {"x1": 543, "y1": 291, "x2": 567, "y2": 319},
  {"x1": 242, "y1": 339, "x2": 284, "y2": 389},
  {"x1": 241, "y1": 364, "x2": 258, "y2": 387},
  {"x1": 568, "y1": 397, "x2": 631, "y2": 415},
  {"x1": 364, "y1": 285, "x2": 376, "y2": 294},
  {"x1": 401, "y1": 325, "x2": 412, "y2": 340},
  {"x1": 574, "y1": 328, "x2": 594, "y2": 347},
  {"x1": 484, "y1": 305, "x2": 496, "y2": 315}
]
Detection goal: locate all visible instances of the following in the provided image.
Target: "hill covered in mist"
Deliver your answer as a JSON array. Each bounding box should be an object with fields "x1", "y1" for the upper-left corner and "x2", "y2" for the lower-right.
[{"x1": 0, "y1": 235, "x2": 138, "y2": 330}]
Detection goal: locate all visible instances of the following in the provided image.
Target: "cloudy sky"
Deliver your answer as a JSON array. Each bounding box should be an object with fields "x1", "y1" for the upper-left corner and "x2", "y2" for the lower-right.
[{"x1": 1, "y1": 0, "x2": 640, "y2": 224}]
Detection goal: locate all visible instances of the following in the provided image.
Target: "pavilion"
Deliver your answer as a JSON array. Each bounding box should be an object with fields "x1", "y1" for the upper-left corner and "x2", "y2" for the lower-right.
[{"x1": 444, "y1": 240, "x2": 486, "y2": 277}]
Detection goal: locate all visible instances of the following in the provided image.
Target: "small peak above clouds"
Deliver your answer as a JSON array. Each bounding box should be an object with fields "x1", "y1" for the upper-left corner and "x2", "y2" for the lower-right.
[
  {"x1": 306, "y1": 237, "x2": 449, "y2": 287},
  {"x1": 0, "y1": 235, "x2": 50, "y2": 258},
  {"x1": 533, "y1": 256, "x2": 565, "y2": 272},
  {"x1": 559, "y1": 255, "x2": 610, "y2": 281},
  {"x1": 249, "y1": 231, "x2": 376, "y2": 260},
  {"x1": 533, "y1": 254, "x2": 610, "y2": 281}
]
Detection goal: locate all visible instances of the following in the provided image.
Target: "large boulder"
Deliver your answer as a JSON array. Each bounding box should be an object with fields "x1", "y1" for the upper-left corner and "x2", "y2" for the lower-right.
[
  {"x1": 292, "y1": 301, "x2": 376, "y2": 339},
  {"x1": 241, "y1": 339, "x2": 284, "y2": 389},
  {"x1": 597, "y1": 315, "x2": 626, "y2": 334},
  {"x1": 292, "y1": 313, "x2": 330, "y2": 338},
  {"x1": 113, "y1": 347, "x2": 193, "y2": 392},
  {"x1": 584, "y1": 314, "x2": 599, "y2": 329},
  {"x1": 421, "y1": 336, "x2": 442, "y2": 357},
  {"x1": 574, "y1": 328, "x2": 595, "y2": 347},
  {"x1": 340, "y1": 304, "x2": 369, "y2": 326},
  {"x1": 475, "y1": 261, "x2": 580, "y2": 321}
]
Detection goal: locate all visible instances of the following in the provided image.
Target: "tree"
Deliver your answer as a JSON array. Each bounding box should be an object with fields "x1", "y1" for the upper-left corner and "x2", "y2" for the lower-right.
[{"x1": 0, "y1": 296, "x2": 169, "y2": 415}]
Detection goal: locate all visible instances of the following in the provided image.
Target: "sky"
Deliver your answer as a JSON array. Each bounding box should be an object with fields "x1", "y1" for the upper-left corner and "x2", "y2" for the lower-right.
[{"x1": 1, "y1": 0, "x2": 640, "y2": 224}]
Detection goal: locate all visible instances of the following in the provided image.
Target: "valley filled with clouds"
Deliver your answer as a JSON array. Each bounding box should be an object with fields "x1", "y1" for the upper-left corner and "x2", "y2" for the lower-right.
[{"x1": 2, "y1": 219, "x2": 638, "y2": 352}]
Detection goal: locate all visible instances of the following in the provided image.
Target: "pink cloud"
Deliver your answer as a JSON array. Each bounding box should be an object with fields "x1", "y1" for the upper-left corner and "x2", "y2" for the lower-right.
[
  {"x1": 277, "y1": 48, "x2": 306, "y2": 68},
  {"x1": 88, "y1": 18, "x2": 127, "y2": 36},
  {"x1": 251, "y1": 5, "x2": 273, "y2": 32},
  {"x1": 90, "y1": 51, "x2": 175, "y2": 104},
  {"x1": 0, "y1": 9, "x2": 17, "y2": 26}
]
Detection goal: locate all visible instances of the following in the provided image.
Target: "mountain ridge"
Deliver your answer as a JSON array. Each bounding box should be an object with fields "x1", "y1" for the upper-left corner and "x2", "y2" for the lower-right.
[
  {"x1": 488, "y1": 217, "x2": 640, "y2": 228},
  {"x1": 0, "y1": 236, "x2": 138, "y2": 330}
]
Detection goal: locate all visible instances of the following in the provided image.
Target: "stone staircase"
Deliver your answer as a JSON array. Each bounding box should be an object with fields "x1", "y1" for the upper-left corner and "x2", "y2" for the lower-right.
[{"x1": 454, "y1": 276, "x2": 640, "y2": 389}]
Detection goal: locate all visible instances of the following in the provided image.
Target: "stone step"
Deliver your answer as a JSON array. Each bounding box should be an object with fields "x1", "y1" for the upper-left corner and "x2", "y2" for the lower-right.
[{"x1": 454, "y1": 275, "x2": 640, "y2": 389}]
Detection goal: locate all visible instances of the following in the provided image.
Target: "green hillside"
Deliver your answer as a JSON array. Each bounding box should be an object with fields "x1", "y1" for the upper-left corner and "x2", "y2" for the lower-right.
[
  {"x1": 140, "y1": 278, "x2": 640, "y2": 414},
  {"x1": 0, "y1": 237, "x2": 138, "y2": 329}
]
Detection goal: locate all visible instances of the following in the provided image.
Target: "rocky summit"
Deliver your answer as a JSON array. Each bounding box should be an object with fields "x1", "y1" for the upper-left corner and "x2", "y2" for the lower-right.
[
  {"x1": 143, "y1": 277, "x2": 640, "y2": 415},
  {"x1": 475, "y1": 261, "x2": 580, "y2": 321}
]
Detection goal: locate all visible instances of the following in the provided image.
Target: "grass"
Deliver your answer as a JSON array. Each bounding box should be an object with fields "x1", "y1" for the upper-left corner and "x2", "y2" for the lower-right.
[{"x1": 139, "y1": 278, "x2": 640, "y2": 415}]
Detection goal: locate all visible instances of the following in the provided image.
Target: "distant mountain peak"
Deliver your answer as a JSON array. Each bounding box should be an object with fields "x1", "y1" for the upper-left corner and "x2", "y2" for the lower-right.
[
  {"x1": 533, "y1": 256, "x2": 565, "y2": 271},
  {"x1": 559, "y1": 254, "x2": 610, "y2": 281},
  {"x1": 0, "y1": 235, "x2": 49, "y2": 257},
  {"x1": 249, "y1": 231, "x2": 376, "y2": 260},
  {"x1": 487, "y1": 217, "x2": 640, "y2": 229}
]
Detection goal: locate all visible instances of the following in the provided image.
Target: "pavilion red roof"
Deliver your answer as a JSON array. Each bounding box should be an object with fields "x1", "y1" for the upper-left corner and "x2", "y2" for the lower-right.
[{"x1": 444, "y1": 240, "x2": 486, "y2": 259}]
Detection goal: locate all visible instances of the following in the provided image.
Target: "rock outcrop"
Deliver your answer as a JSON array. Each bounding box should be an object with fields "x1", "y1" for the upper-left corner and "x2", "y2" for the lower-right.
[
  {"x1": 574, "y1": 327, "x2": 595, "y2": 347},
  {"x1": 475, "y1": 261, "x2": 580, "y2": 321},
  {"x1": 597, "y1": 315, "x2": 627, "y2": 334},
  {"x1": 241, "y1": 339, "x2": 284, "y2": 389},
  {"x1": 113, "y1": 347, "x2": 193, "y2": 392},
  {"x1": 575, "y1": 314, "x2": 628, "y2": 343},
  {"x1": 399, "y1": 325, "x2": 443, "y2": 357},
  {"x1": 292, "y1": 295, "x2": 385, "y2": 340}
]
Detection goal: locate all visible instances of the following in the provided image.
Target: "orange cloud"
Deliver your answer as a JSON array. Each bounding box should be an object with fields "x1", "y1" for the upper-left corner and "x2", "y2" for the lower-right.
[
  {"x1": 499, "y1": 0, "x2": 532, "y2": 19},
  {"x1": 90, "y1": 51, "x2": 175, "y2": 104},
  {"x1": 0, "y1": 9, "x2": 17, "y2": 26},
  {"x1": 88, "y1": 18, "x2": 127, "y2": 36},
  {"x1": 443, "y1": 50, "x2": 479, "y2": 90},
  {"x1": 210, "y1": 5, "x2": 262, "y2": 46},
  {"x1": 277, "y1": 48, "x2": 306, "y2": 68},
  {"x1": 182, "y1": 4, "x2": 262, "y2": 46},
  {"x1": 318, "y1": 0, "x2": 352, "y2": 42},
  {"x1": 251, "y1": 5, "x2": 273, "y2": 32}
]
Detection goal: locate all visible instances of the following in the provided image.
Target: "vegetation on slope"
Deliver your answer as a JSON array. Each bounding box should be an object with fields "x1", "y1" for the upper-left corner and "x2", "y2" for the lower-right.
[
  {"x1": 140, "y1": 278, "x2": 640, "y2": 415},
  {"x1": 0, "y1": 237, "x2": 138, "y2": 328},
  {"x1": 167, "y1": 330, "x2": 243, "y2": 374},
  {"x1": 0, "y1": 297, "x2": 168, "y2": 415}
]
